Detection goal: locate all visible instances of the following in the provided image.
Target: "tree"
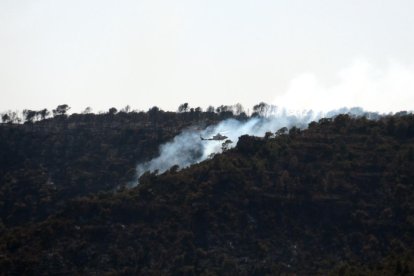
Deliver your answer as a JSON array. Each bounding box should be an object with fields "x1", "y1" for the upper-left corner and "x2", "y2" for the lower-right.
[
  {"x1": 253, "y1": 102, "x2": 270, "y2": 117},
  {"x1": 52, "y1": 104, "x2": 70, "y2": 117},
  {"x1": 221, "y1": 139, "x2": 233, "y2": 152},
  {"x1": 108, "y1": 107, "x2": 118, "y2": 115},
  {"x1": 265, "y1": 131, "x2": 274, "y2": 140},
  {"x1": 120, "y1": 105, "x2": 131, "y2": 113},
  {"x1": 289, "y1": 126, "x2": 301, "y2": 136},
  {"x1": 82, "y1": 107, "x2": 93, "y2": 114},
  {"x1": 10, "y1": 111, "x2": 21, "y2": 123},
  {"x1": 216, "y1": 105, "x2": 234, "y2": 119},
  {"x1": 23, "y1": 109, "x2": 37, "y2": 123},
  {"x1": 1, "y1": 113, "x2": 10, "y2": 123},
  {"x1": 148, "y1": 106, "x2": 160, "y2": 114},
  {"x1": 148, "y1": 106, "x2": 161, "y2": 125},
  {"x1": 206, "y1": 106, "x2": 215, "y2": 113},
  {"x1": 178, "y1": 103, "x2": 189, "y2": 113},
  {"x1": 334, "y1": 114, "x2": 351, "y2": 127},
  {"x1": 2, "y1": 111, "x2": 21, "y2": 123},
  {"x1": 233, "y1": 103, "x2": 244, "y2": 115},
  {"x1": 39, "y1": 109, "x2": 50, "y2": 120},
  {"x1": 276, "y1": 127, "x2": 288, "y2": 136}
]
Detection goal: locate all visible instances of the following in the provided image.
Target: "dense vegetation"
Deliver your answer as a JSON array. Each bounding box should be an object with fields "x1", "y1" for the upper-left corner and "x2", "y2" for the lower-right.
[
  {"x1": 0, "y1": 106, "x2": 241, "y2": 228},
  {"x1": 0, "y1": 108, "x2": 414, "y2": 274}
]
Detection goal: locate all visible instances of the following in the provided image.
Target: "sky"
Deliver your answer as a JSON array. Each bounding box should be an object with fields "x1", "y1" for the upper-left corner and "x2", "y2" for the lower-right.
[{"x1": 1, "y1": 0, "x2": 413, "y2": 113}]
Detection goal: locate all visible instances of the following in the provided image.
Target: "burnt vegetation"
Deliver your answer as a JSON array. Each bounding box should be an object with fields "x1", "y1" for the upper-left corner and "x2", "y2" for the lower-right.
[{"x1": 0, "y1": 104, "x2": 414, "y2": 275}]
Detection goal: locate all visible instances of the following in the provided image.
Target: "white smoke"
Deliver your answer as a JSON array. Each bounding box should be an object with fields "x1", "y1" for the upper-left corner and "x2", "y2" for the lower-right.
[
  {"x1": 132, "y1": 58, "x2": 414, "y2": 186},
  {"x1": 276, "y1": 59, "x2": 414, "y2": 113},
  {"x1": 132, "y1": 107, "x2": 376, "y2": 186}
]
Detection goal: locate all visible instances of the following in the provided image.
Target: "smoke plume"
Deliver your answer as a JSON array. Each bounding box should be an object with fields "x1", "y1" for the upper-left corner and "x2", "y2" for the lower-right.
[
  {"x1": 276, "y1": 59, "x2": 414, "y2": 113},
  {"x1": 133, "y1": 107, "x2": 377, "y2": 186}
]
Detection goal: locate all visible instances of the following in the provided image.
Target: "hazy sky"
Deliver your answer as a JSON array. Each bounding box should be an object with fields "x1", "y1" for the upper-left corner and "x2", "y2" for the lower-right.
[{"x1": 1, "y1": 0, "x2": 413, "y2": 113}]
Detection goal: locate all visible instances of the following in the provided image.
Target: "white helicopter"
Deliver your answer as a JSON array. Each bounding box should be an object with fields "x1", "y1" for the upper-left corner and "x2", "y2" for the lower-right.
[{"x1": 200, "y1": 132, "x2": 228, "y2": 141}]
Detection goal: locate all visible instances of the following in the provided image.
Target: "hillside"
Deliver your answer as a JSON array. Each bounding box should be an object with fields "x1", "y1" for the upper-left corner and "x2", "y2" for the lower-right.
[
  {"x1": 0, "y1": 109, "x2": 236, "y2": 228},
  {"x1": 1, "y1": 113, "x2": 414, "y2": 274}
]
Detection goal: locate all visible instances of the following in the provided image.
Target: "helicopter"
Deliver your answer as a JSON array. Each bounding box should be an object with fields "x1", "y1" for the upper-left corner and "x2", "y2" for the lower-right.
[{"x1": 200, "y1": 133, "x2": 228, "y2": 141}]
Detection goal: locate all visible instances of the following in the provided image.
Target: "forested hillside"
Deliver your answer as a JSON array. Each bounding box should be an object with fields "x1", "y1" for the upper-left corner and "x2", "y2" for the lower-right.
[
  {"x1": 1, "y1": 111, "x2": 414, "y2": 274},
  {"x1": 0, "y1": 107, "x2": 240, "y2": 228}
]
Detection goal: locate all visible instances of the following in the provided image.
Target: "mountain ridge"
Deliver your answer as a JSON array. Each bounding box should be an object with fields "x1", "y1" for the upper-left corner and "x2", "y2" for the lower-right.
[{"x1": 1, "y1": 113, "x2": 413, "y2": 274}]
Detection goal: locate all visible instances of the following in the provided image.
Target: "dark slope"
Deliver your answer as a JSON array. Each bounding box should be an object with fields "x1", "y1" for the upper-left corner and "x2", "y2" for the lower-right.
[
  {"x1": 1, "y1": 114, "x2": 414, "y2": 274},
  {"x1": 0, "y1": 110, "x2": 231, "y2": 227}
]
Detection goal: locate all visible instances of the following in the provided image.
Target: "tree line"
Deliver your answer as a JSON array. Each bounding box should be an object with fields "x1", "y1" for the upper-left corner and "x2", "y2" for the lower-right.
[{"x1": 1, "y1": 102, "x2": 283, "y2": 124}]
